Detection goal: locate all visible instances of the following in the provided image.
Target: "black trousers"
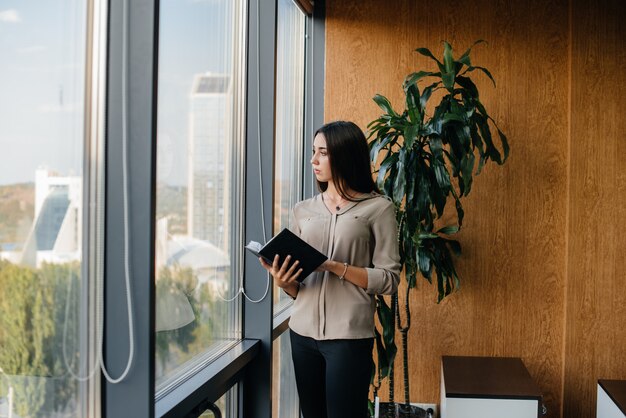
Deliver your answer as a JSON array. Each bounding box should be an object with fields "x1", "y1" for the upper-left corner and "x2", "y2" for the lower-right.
[{"x1": 289, "y1": 330, "x2": 374, "y2": 418}]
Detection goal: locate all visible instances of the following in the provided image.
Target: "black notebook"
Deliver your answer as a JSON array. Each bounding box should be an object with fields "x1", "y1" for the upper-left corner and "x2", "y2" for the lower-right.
[{"x1": 245, "y1": 228, "x2": 327, "y2": 282}]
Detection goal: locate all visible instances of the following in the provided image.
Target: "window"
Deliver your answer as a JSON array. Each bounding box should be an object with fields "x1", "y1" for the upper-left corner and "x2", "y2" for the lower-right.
[
  {"x1": 271, "y1": 1, "x2": 307, "y2": 416},
  {"x1": 0, "y1": 0, "x2": 100, "y2": 417},
  {"x1": 273, "y1": 0, "x2": 307, "y2": 312},
  {"x1": 198, "y1": 386, "x2": 238, "y2": 418},
  {"x1": 155, "y1": 0, "x2": 247, "y2": 394},
  {"x1": 272, "y1": 332, "x2": 299, "y2": 418}
]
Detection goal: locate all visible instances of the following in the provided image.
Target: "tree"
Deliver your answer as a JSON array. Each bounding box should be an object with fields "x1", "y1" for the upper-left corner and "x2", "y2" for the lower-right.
[{"x1": 0, "y1": 260, "x2": 80, "y2": 417}]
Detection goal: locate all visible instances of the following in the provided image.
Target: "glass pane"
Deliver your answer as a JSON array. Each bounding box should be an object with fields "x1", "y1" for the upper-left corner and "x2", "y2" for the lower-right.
[
  {"x1": 198, "y1": 385, "x2": 237, "y2": 418},
  {"x1": 272, "y1": 332, "x2": 299, "y2": 418},
  {"x1": 273, "y1": 0, "x2": 306, "y2": 311},
  {"x1": 155, "y1": 0, "x2": 245, "y2": 392},
  {"x1": 0, "y1": 1, "x2": 93, "y2": 417}
]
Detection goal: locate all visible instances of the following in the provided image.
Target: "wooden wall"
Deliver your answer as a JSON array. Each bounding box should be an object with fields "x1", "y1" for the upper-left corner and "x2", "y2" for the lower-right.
[
  {"x1": 324, "y1": 0, "x2": 626, "y2": 417},
  {"x1": 564, "y1": 0, "x2": 626, "y2": 416}
]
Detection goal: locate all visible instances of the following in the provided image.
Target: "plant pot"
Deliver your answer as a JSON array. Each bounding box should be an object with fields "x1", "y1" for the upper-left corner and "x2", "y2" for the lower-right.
[{"x1": 373, "y1": 402, "x2": 432, "y2": 418}]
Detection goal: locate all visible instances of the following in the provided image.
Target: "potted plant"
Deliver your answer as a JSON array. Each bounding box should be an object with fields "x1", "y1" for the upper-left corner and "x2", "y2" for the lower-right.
[{"x1": 367, "y1": 40, "x2": 510, "y2": 417}]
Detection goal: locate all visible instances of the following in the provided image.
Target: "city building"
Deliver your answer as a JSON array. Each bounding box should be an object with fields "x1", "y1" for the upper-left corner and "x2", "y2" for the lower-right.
[
  {"x1": 187, "y1": 73, "x2": 232, "y2": 252},
  {"x1": 19, "y1": 168, "x2": 82, "y2": 267}
]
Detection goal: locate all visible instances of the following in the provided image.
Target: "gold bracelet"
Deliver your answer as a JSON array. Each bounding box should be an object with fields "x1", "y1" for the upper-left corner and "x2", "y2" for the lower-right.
[{"x1": 338, "y1": 262, "x2": 348, "y2": 283}]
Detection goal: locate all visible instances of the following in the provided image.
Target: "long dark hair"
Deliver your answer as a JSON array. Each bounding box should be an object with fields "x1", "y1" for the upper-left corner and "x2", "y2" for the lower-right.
[{"x1": 314, "y1": 121, "x2": 378, "y2": 200}]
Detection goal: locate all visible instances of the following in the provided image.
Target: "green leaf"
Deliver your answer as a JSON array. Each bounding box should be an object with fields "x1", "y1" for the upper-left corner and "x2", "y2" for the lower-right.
[
  {"x1": 392, "y1": 148, "x2": 408, "y2": 204},
  {"x1": 404, "y1": 124, "x2": 419, "y2": 149},
  {"x1": 441, "y1": 111, "x2": 465, "y2": 124},
  {"x1": 469, "y1": 122, "x2": 486, "y2": 174},
  {"x1": 415, "y1": 168, "x2": 430, "y2": 212},
  {"x1": 405, "y1": 151, "x2": 417, "y2": 205},
  {"x1": 415, "y1": 47, "x2": 444, "y2": 69},
  {"x1": 442, "y1": 72, "x2": 455, "y2": 92},
  {"x1": 420, "y1": 81, "x2": 440, "y2": 109},
  {"x1": 467, "y1": 65, "x2": 496, "y2": 87},
  {"x1": 405, "y1": 84, "x2": 422, "y2": 124},
  {"x1": 437, "y1": 225, "x2": 459, "y2": 235},
  {"x1": 374, "y1": 327, "x2": 390, "y2": 377},
  {"x1": 476, "y1": 114, "x2": 502, "y2": 164},
  {"x1": 494, "y1": 124, "x2": 510, "y2": 163},
  {"x1": 383, "y1": 165, "x2": 396, "y2": 197},
  {"x1": 443, "y1": 41, "x2": 454, "y2": 72},
  {"x1": 373, "y1": 94, "x2": 398, "y2": 117},
  {"x1": 376, "y1": 295, "x2": 395, "y2": 347},
  {"x1": 429, "y1": 135, "x2": 443, "y2": 156},
  {"x1": 370, "y1": 134, "x2": 394, "y2": 161},
  {"x1": 460, "y1": 152, "x2": 475, "y2": 196},
  {"x1": 456, "y1": 76, "x2": 479, "y2": 98},
  {"x1": 433, "y1": 162, "x2": 451, "y2": 189},
  {"x1": 417, "y1": 247, "x2": 432, "y2": 279},
  {"x1": 457, "y1": 124, "x2": 472, "y2": 150},
  {"x1": 376, "y1": 152, "x2": 398, "y2": 190},
  {"x1": 441, "y1": 41, "x2": 456, "y2": 91},
  {"x1": 429, "y1": 170, "x2": 448, "y2": 217},
  {"x1": 455, "y1": 194, "x2": 465, "y2": 226},
  {"x1": 375, "y1": 296, "x2": 397, "y2": 376},
  {"x1": 437, "y1": 270, "x2": 445, "y2": 303},
  {"x1": 458, "y1": 39, "x2": 486, "y2": 67},
  {"x1": 404, "y1": 71, "x2": 435, "y2": 89}
]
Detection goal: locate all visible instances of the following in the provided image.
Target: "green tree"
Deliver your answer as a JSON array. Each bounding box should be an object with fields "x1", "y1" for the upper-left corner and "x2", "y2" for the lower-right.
[
  {"x1": 155, "y1": 264, "x2": 229, "y2": 378},
  {"x1": 0, "y1": 260, "x2": 80, "y2": 417},
  {"x1": 155, "y1": 265, "x2": 200, "y2": 371}
]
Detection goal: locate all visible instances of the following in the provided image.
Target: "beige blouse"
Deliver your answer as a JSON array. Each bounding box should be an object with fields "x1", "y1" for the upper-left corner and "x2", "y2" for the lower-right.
[{"x1": 288, "y1": 192, "x2": 400, "y2": 340}]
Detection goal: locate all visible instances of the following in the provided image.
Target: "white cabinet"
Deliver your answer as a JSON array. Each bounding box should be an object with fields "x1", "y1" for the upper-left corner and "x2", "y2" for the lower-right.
[
  {"x1": 597, "y1": 380, "x2": 626, "y2": 418},
  {"x1": 441, "y1": 356, "x2": 542, "y2": 418}
]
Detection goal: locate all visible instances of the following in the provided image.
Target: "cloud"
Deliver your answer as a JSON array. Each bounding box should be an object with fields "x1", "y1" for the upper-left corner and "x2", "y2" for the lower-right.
[{"x1": 0, "y1": 9, "x2": 21, "y2": 23}]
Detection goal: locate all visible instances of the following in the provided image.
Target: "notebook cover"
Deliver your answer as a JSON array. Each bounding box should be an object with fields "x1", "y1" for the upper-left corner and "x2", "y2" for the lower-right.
[{"x1": 250, "y1": 228, "x2": 327, "y2": 282}]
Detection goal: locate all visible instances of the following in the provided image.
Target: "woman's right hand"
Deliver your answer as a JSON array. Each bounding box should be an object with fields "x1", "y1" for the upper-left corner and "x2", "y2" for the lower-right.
[{"x1": 259, "y1": 254, "x2": 303, "y2": 289}]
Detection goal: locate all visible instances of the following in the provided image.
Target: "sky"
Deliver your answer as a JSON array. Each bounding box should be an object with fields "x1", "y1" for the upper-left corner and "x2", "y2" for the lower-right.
[
  {"x1": 0, "y1": 0, "x2": 86, "y2": 185},
  {"x1": 0, "y1": 0, "x2": 233, "y2": 186}
]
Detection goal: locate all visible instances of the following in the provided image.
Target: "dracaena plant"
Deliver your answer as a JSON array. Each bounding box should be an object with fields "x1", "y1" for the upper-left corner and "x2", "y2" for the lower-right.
[{"x1": 368, "y1": 41, "x2": 509, "y2": 413}]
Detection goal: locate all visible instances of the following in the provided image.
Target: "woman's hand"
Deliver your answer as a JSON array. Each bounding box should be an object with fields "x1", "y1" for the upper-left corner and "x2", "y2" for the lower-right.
[{"x1": 259, "y1": 254, "x2": 303, "y2": 289}]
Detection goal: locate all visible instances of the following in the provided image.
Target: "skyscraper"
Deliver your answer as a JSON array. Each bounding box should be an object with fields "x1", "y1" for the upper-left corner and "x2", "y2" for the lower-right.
[{"x1": 187, "y1": 73, "x2": 231, "y2": 252}]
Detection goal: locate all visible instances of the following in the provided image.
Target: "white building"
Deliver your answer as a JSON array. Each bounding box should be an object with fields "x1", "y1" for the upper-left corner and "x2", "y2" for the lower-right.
[
  {"x1": 18, "y1": 168, "x2": 82, "y2": 267},
  {"x1": 187, "y1": 73, "x2": 232, "y2": 252}
]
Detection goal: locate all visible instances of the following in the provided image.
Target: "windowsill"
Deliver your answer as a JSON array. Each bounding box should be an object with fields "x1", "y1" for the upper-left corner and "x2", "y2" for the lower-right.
[
  {"x1": 155, "y1": 339, "x2": 261, "y2": 418},
  {"x1": 272, "y1": 303, "x2": 293, "y2": 340}
]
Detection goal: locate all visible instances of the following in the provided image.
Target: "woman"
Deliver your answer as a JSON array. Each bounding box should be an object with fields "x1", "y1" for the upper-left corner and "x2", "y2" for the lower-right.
[{"x1": 259, "y1": 120, "x2": 400, "y2": 418}]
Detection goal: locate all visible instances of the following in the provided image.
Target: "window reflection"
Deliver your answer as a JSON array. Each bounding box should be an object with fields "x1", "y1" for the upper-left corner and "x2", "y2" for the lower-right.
[
  {"x1": 272, "y1": 0, "x2": 306, "y2": 416},
  {"x1": 0, "y1": 1, "x2": 91, "y2": 417},
  {"x1": 155, "y1": 0, "x2": 244, "y2": 391},
  {"x1": 272, "y1": 331, "x2": 299, "y2": 418},
  {"x1": 273, "y1": 0, "x2": 306, "y2": 311}
]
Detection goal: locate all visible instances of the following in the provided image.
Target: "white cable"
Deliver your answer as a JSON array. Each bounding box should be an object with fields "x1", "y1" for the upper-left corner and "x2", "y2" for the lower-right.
[
  {"x1": 241, "y1": 275, "x2": 270, "y2": 303},
  {"x1": 255, "y1": 1, "x2": 268, "y2": 245},
  {"x1": 241, "y1": 0, "x2": 270, "y2": 303},
  {"x1": 60, "y1": 0, "x2": 135, "y2": 384},
  {"x1": 98, "y1": 0, "x2": 135, "y2": 383},
  {"x1": 215, "y1": 285, "x2": 244, "y2": 302}
]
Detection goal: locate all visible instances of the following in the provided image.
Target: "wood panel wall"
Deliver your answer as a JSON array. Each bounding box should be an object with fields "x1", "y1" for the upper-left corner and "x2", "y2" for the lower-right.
[
  {"x1": 564, "y1": 0, "x2": 626, "y2": 416},
  {"x1": 324, "y1": 0, "x2": 625, "y2": 417}
]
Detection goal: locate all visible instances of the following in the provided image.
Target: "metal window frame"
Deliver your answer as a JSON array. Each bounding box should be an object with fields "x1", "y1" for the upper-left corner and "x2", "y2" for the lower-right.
[
  {"x1": 101, "y1": 0, "x2": 325, "y2": 416},
  {"x1": 103, "y1": 0, "x2": 158, "y2": 417}
]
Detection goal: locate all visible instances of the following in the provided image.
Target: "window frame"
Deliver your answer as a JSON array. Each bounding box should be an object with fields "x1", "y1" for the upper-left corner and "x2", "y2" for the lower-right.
[{"x1": 102, "y1": 0, "x2": 325, "y2": 417}]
